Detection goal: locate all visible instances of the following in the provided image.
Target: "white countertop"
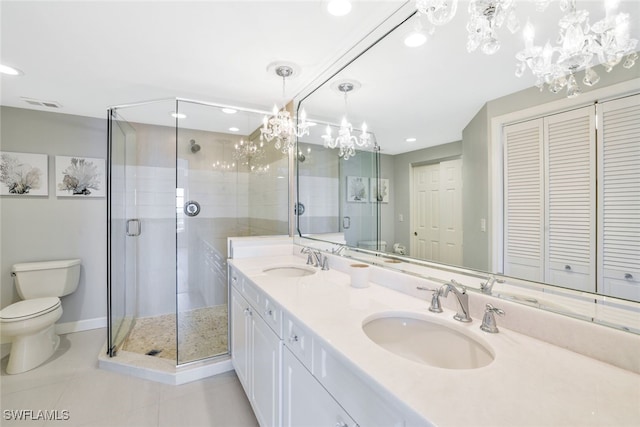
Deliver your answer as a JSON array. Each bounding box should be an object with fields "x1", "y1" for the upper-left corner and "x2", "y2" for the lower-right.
[{"x1": 230, "y1": 254, "x2": 640, "y2": 427}]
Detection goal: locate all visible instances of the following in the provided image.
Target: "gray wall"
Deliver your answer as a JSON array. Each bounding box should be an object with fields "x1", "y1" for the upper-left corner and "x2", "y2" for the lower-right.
[
  {"x1": 461, "y1": 104, "x2": 489, "y2": 270},
  {"x1": 391, "y1": 141, "x2": 463, "y2": 252},
  {"x1": 0, "y1": 106, "x2": 107, "y2": 324}
]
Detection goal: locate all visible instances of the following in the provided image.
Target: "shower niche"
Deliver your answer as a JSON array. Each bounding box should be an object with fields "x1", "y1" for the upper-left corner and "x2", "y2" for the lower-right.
[{"x1": 107, "y1": 99, "x2": 288, "y2": 366}]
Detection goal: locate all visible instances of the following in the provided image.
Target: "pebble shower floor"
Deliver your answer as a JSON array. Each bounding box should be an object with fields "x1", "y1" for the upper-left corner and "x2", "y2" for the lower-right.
[{"x1": 121, "y1": 305, "x2": 228, "y2": 363}]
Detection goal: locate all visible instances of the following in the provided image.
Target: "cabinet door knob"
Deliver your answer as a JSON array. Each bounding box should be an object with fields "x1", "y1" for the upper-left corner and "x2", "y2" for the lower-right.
[
  {"x1": 625, "y1": 273, "x2": 633, "y2": 280},
  {"x1": 564, "y1": 265, "x2": 572, "y2": 271},
  {"x1": 335, "y1": 422, "x2": 348, "y2": 427},
  {"x1": 264, "y1": 309, "x2": 273, "y2": 316},
  {"x1": 288, "y1": 335, "x2": 299, "y2": 344},
  {"x1": 244, "y1": 307, "x2": 252, "y2": 316}
]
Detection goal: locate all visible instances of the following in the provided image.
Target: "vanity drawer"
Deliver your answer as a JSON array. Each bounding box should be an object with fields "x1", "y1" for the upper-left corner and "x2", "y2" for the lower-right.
[
  {"x1": 283, "y1": 312, "x2": 313, "y2": 369},
  {"x1": 261, "y1": 295, "x2": 283, "y2": 339},
  {"x1": 312, "y1": 341, "x2": 405, "y2": 427}
]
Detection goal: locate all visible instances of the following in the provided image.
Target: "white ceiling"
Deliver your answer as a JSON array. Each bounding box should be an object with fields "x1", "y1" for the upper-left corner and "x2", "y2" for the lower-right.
[{"x1": 2, "y1": 1, "x2": 639, "y2": 155}]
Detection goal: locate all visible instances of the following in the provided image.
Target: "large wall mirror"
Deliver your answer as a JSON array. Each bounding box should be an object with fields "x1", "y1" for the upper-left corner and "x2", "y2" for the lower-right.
[{"x1": 296, "y1": 1, "x2": 640, "y2": 329}]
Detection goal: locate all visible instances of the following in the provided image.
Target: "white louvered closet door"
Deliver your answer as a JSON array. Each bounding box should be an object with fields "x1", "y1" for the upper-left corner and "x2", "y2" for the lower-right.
[
  {"x1": 597, "y1": 94, "x2": 640, "y2": 301},
  {"x1": 544, "y1": 106, "x2": 596, "y2": 292},
  {"x1": 503, "y1": 119, "x2": 545, "y2": 282}
]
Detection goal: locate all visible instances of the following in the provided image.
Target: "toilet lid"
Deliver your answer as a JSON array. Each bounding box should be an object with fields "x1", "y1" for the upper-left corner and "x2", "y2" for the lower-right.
[{"x1": 0, "y1": 297, "x2": 61, "y2": 322}]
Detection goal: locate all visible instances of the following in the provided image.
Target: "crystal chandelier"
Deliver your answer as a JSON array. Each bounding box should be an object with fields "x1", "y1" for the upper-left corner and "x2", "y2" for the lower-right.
[
  {"x1": 466, "y1": 0, "x2": 520, "y2": 55},
  {"x1": 414, "y1": 0, "x2": 520, "y2": 55},
  {"x1": 233, "y1": 138, "x2": 265, "y2": 166},
  {"x1": 260, "y1": 65, "x2": 310, "y2": 154},
  {"x1": 515, "y1": 0, "x2": 638, "y2": 98},
  {"x1": 321, "y1": 82, "x2": 371, "y2": 161}
]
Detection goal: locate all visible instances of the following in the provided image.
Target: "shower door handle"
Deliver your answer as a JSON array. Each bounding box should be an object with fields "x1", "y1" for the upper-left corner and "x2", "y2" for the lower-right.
[{"x1": 126, "y1": 219, "x2": 141, "y2": 237}]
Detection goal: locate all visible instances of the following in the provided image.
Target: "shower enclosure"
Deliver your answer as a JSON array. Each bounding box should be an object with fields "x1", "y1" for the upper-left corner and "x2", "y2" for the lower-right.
[{"x1": 107, "y1": 99, "x2": 288, "y2": 366}]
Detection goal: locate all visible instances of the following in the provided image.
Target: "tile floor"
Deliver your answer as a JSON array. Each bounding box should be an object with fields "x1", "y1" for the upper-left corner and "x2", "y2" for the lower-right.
[{"x1": 0, "y1": 328, "x2": 258, "y2": 427}]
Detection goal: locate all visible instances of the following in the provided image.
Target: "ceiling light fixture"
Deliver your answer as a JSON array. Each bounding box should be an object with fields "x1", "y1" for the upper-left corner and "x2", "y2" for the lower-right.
[
  {"x1": 327, "y1": 0, "x2": 352, "y2": 16},
  {"x1": 260, "y1": 64, "x2": 310, "y2": 154},
  {"x1": 171, "y1": 112, "x2": 186, "y2": 119},
  {"x1": 0, "y1": 64, "x2": 23, "y2": 76},
  {"x1": 221, "y1": 108, "x2": 237, "y2": 114},
  {"x1": 404, "y1": 31, "x2": 428, "y2": 47},
  {"x1": 321, "y1": 82, "x2": 371, "y2": 161},
  {"x1": 406, "y1": 137, "x2": 417, "y2": 142},
  {"x1": 229, "y1": 127, "x2": 240, "y2": 132}
]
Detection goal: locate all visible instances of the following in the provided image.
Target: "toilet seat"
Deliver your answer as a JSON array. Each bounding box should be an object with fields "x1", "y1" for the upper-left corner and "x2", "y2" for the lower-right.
[{"x1": 0, "y1": 297, "x2": 61, "y2": 322}]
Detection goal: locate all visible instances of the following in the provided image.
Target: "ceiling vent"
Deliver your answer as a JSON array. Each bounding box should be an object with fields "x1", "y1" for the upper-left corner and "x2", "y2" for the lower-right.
[{"x1": 21, "y1": 97, "x2": 62, "y2": 108}]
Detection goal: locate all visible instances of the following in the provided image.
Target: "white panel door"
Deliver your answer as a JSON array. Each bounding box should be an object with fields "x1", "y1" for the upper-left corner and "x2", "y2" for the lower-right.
[
  {"x1": 439, "y1": 159, "x2": 463, "y2": 265},
  {"x1": 411, "y1": 163, "x2": 440, "y2": 260}
]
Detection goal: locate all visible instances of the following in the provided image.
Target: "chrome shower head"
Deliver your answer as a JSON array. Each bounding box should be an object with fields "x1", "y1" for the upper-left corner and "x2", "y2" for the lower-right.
[{"x1": 190, "y1": 139, "x2": 201, "y2": 153}]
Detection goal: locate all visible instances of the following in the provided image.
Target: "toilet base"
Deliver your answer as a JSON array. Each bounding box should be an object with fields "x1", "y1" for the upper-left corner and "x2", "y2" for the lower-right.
[{"x1": 6, "y1": 324, "x2": 60, "y2": 374}]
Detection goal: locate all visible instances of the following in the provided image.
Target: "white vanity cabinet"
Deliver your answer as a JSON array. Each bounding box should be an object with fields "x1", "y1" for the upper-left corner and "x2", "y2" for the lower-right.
[
  {"x1": 282, "y1": 347, "x2": 357, "y2": 427},
  {"x1": 230, "y1": 267, "x2": 282, "y2": 427}
]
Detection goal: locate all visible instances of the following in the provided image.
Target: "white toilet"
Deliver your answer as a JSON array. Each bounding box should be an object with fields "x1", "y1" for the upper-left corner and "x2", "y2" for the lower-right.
[{"x1": 0, "y1": 259, "x2": 81, "y2": 374}]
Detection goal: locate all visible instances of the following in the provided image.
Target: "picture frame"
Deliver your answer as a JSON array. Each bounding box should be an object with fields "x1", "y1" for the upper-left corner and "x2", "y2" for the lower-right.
[
  {"x1": 370, "y1": 178, "x2": 390, "y2": 203},
  {"x1": 55, "y1": 156, "x2": 106, "y2": 197},
  {"x1": 346, "y1": 176, "x2": 368, "y2": 203},
  {"x1": 0, "y1": 151, "x2": 49, "y2": 196}
]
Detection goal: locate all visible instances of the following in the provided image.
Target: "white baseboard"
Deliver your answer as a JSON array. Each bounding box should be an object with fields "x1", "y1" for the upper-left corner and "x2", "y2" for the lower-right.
[
  {"x1": 1, "y1": 317, "x2": 107, "y2": 359},
  {"x1": 55, "y1": 317, "x2": 107, "y2": 335}
]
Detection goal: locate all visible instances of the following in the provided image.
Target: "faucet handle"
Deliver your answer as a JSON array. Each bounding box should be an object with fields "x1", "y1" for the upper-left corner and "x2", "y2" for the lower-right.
[
  {"x1": 417, "y1": 286, "x2": 443, "y2": 313},
  {"x1": 321, "y1": 256, "x2": 329, "y2": 271},
  {"x1": 480, "y1": 303, "x2": 505, "y2": 333}
]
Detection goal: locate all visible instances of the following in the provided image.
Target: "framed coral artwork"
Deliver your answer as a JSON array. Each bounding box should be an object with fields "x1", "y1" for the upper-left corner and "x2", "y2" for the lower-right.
[
  {"x1": 346, "y1": 176, "x2": 368, "y2": 203},
  {"x1": 0, "y1": 151, "x2": 49, "y2": 196},
  {"x1": 55, "y1": 156, "x2": 105, "y2": 197},
  {"x1": 370, "y1": 178, "x2": 390, "y2": 203}
]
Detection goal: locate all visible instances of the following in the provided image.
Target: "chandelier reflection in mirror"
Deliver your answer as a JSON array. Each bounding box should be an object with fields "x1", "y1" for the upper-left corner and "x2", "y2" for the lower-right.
[
  {"x1": 321, "y1": 82, "x2": 371, "y2": 161},
  {"x1": 414, "y1": 0, "x2": 638, "y2": 98},
  {"x1": 212, "y1": 142, "x2": 235, "y2": 171},
  {"x1": 515, "y1": 0, "x2": 638, "y2": 98},
  {"x1": 233, "y1": 139, "x2": 265, "y2": 166},
  {"x1": 260, "y1": 65, "x2": 310, "y2": 154}
]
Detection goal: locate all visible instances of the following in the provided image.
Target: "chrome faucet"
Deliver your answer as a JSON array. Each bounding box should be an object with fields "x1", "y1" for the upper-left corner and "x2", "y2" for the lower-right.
[
  {"x1": 440, "y1": 280, "x2": 472, "y2": 322},
  {"x1": 416, "y1": 286, "x2": 443, "y2": 313},
  {"x1": 480, "y1": 304, "x2": 505, "y2": 333},
  {"x1": 480, "y1": 275, "x2": 505, "y2": 295},
  {"x1": 300, "y1": 247, "x2": 329, "y2": 270}
]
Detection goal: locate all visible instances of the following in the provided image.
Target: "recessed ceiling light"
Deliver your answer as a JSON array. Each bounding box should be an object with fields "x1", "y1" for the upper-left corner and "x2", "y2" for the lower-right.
[
  {"x1": 404, "y1": 32, "x2": 427, "y2": 47},
  {"x1": 327, "y1": 0, "x2": 352, "y2": 16},
  {"x1": 307, "y1": 121, "x2": 318, "y2": 127},
  {"x1": 171, "y1": 112, "x2": 186, "y2": 119},
  {"x1": 406, "y1": 137, "x2": 417, "y2": 142},
  {"x1": 0, "y1": 64, "x2": 23, "y2": 76},
  {"x1": 229, "y1": 127, "x2": 240, "y2": 132},
  {"x1": 222, "y1": 108, "x2": 237, "y2": 114}
]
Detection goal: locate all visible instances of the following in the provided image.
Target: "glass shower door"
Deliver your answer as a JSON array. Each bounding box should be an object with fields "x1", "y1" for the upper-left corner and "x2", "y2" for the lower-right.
[{"x1": 107, "y1": 110, "x2": 138, "y2": 356}]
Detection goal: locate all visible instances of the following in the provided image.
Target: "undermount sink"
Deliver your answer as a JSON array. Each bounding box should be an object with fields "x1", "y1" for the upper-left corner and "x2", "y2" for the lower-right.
[
  {"x1": 263, "y1": 265, "x2": 317, "y2": 278},
  {"x1": 362, "y1": 312, "x2": 494, "y2": 370}
]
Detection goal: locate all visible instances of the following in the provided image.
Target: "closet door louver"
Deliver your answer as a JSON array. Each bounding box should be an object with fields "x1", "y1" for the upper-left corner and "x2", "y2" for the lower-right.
[
  {"x1": 544, "y1": 106, "x2": 596, "y2": 292},
  {"x1": 598, "y1": 94, "x2": 640, "y2": 301},
  {"x1": 503, "y1": 120, "x2": 544, "y2": 282}
]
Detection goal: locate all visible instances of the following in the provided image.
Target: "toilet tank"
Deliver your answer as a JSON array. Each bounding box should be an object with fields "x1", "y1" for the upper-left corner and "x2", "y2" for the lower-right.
[{"x1": 12, "y1": 259, "x2": 81, "y2": 299}]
